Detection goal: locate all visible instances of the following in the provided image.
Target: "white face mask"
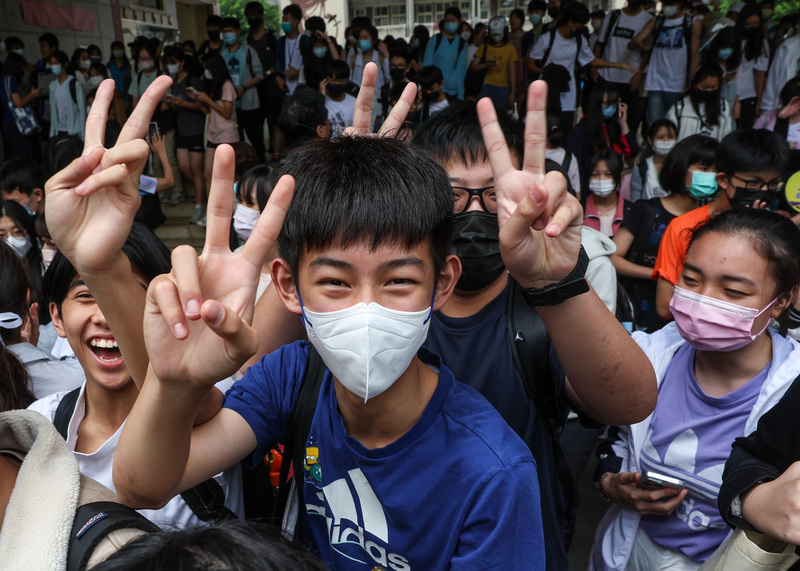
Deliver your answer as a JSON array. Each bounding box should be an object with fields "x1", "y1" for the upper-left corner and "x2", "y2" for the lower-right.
[
  {"x1": 233, "y1": 203, "x2": 260, "y2": 243},
  {"x1": 301, "y1": 299, "x2": 433, "y2": 402},
  {"x1": 88, "y1": 76, "x2": 104, "y2": 88},
  {"x1": 461, "y1": 31, "x2": 471, "y2": 41},
  {"x1": 491, "y1": 33, "x2": 505, "y2": 43},
  {"x1": 589, "y1": 178, "x2": 617, "y2": 197},
  {"x1": 167, "y1": 63, "x2": 179, "y2": 75},
  {"x1": 41, "y1": 247, "x2": 56, "y2": 268},
  {"x1": 204, "y1": 69, "x2": 213, "y2": 80},
  {"x1": 139, "y1": 59, "x2": 155, "y2": 71},
  {"x1": 652, "y1": 140, "x2": 676, "y2": 156},
  {"x1": 5, "y1": 236, "x2": 32, "y2": 258},
  {"x1": 80, "y1": 60, "x2": 91, "y2": 70},
  {"x1": 662, "y1": 5, "x2": 678, "y2": 17}
]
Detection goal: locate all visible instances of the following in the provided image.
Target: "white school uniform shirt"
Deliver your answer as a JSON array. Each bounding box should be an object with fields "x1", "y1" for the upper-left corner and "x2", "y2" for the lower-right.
[
  {"x1": 284, "y1": 36, "x2": 303, "y2": 95},
  {"x1": 530, "y1": 31, "x2": 595, "y2": 112},
  {"x1": 598, "y1": 10, "x2": 654, "y2": 84},
  {"x1": 736, "y1": 39, "x2": 770, "y2": 100}
]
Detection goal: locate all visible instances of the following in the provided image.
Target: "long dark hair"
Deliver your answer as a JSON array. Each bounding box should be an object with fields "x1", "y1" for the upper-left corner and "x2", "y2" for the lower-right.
[
  {"x1": 0, "y1": 200, "x2": 43, "y2": 303},
  {"x1": 703, "y1": 26, "x2": 741, "y2": 71},
  {"x1": 584, "y1": 83, "x2": 624, "y2": 154},
  {"x1": 108, "y1": 40, "x2": 131, "y2": 69},
  {"x1": 689, "y1": 65, "x2": 723, "y2": 127},
  {"x1": 202, "y1": 52, "x2": 233, "y2": 101},
  {"x1": 735, "y1": 3, "x2": 766, "y2": 62}
]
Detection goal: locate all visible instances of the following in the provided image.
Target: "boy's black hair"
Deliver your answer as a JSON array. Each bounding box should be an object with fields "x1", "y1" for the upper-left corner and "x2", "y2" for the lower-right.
[
  {"x1": 412, "y1": 100, "x2": 524, "y2": 168},
  {"x1": 278, "y1": 89, "x2": 328, "y2": 150},
  {"x1": 326, "y1": 59, "x2": 350, "y2": 80},
  {"x1": 351, "y1": 16, "x2": 371, "y2": 28},
  {"x1": 276, "y1": 137, "x2": 453, "y2": 278},
  {"x1": 590, "y1": 9, "x2": 606, "y2": 18},
  {"x1": 658, "y1": 134, "x2": 718, "y2": 195},
  {"x1": 231, "y1": 141, "x2": 259, "y2": 179},
  {"x1": 283, "y1": 4, "x2": 302, "y2": 21},
  {"x1": 305, "y1": 16, "x2": 326, "y2": 33},
  {"x1": 444, "y1": 6, "x2": 462, "y2": 20},
  {"x1": 389, "y1": 50, "x2": 411, "y2": 64},
  {"x1": 716, "y1": 129, "x2": 790, "y2": 178},
  {"x1": 4, "y1": 37, "x2": 23, "y2": 51},
  {"x1": 43, "y1": 222, "x2": 171, "y2": 315},
  {"x1": 206, "y1": 15, "x2": 223, "y2": 28},
  {"x1": 238, "y1": 165, "x2": 274, "y2": 211},
  {"x1": 418, "y1": 65, "x2": 443, "y2": 89},
  {"x1": 560, "y1": 1, "x2": 590, "y2": 25},
  {"x1": 222, "y1": 17, "x2": 241, "y2": 30},
  {"x1": 91, "y1": 520, "x2": 327, "y2": 571},
  {"x1": 0, "y1": 159, "x2": 46, "y2": 196},
  {"x1": 245, "y1": 1, "x2": 264, "y2": 15},
  {"x1": 528, "y1": 0, "x2": 547, "y2": 12},
  {"x1": 39, "y1": 33, "x2": 58, "y2": 50}
]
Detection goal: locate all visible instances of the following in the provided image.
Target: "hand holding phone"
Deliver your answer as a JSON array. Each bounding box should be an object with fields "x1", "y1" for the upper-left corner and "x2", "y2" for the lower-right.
[{"x1": 637, "y1": 470, "x2": 686, "y2": 493}]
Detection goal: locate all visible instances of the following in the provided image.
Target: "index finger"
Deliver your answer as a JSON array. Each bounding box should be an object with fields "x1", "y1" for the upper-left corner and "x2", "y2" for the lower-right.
[
  {"x1": 477, "y1": 97, "x2": 515, "y2": 176},
  {"x1": 522, "y1": 80, "x2": 548, "y2": 176},
  {"x1": 117, "y1": 75, "x2": 173, "y2": 145},
  {"x1": 204, "y1": 144, "x2": 236, "y2": 251},
  {"x1": 378, "y1": 81, "x2": 417, "y2": 137},
  {"x1": 84, "y1": 79, "x2": 116, "y2": 153},
  {"x1": 349, "y1": 62, "x2": 378, "y2": 135},
  {"x1": 241, "y1": 175, "x2": 295, "y2": 268}
]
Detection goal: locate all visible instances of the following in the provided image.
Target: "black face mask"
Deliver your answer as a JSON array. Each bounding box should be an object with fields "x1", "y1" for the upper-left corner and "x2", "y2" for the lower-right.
[
  {"x1": 548, "y1": 6, "x2": 560, "y2": 19},
  {"x1": 247, "y1": 17, "x2": 263, "y2": 29},
  {"x1": 744, "y1": 26, "x2": 761, "y2": 38},
  {"x1": 422, "y1": 89, "x2": 440, "y2": 102},
  {"x1": 451, "y1": 211, "x2": 506, "y2": 291},
  {"x1": 326, "y1": 83, "x2": 346, "y2": 98},
  {"x1": 731, "y1": 186, "x2": 781, "y2": 210},
  {"x1": 390, "y1": 68, "x2": 406, "y2": 82},
  {"x1": 208, "y1": 30, "x2": 221, "y2": 42}
]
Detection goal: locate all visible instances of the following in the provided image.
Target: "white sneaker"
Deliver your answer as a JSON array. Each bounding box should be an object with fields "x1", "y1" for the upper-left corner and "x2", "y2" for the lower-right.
[
  {"x1": 169, "y1": 191, "x2": 184, "y2": 205},
  {"x1": 190, "y1": 204, "x2": 205, "y2": 224},
  {"x1": 196, "y1": 213, "x2": 207, "y2": 227}
]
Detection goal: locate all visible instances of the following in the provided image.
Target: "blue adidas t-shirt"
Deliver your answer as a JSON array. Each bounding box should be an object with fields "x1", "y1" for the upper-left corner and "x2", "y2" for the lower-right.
[
  {"x1": 224, "y1": 341, "x2": 545, "y2": 570},
  {"x1": 424, "y1": 277, "x2": 570, "y2": 571}
]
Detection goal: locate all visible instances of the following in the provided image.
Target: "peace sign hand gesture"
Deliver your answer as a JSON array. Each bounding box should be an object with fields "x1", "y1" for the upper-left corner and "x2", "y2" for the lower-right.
[
  {"x1": 477, "y1": 81, "x2": 584, "y2": 289},
  {"x1": 342, "y1": 62, "x2": 417, "y2": 137},
  {"x1": 44, "y1": 76, "x2": 173, "y2": 276}
]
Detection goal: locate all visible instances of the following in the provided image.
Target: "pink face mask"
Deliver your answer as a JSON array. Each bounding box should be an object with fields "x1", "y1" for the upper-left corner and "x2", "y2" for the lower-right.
[{"x1": 669, "y1": 286, "x2": 777, "y2": 352}]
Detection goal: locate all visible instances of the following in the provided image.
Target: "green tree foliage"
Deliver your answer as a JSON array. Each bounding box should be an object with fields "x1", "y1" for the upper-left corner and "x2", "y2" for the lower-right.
[{"x1": 220, "y1": 0, "x2": 281, "y2": 33}]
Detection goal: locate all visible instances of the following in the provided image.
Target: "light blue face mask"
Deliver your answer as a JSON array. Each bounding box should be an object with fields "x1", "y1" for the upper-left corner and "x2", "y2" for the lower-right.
[
  {"x1": 313, "y1": 46, "x2": 328, "y2": 58},
  {"x1": 50, "y1": 64, "x2": 62, "y2": 76},
  {"x1": 13, "y1": 49, "x2": 24, "y2": 58},
  {"x1": 718, "y1": 47, "x2": 734, "y2": 60},
  {"x1": 222, "y1": 32, "x2": 237, "y2": 45},
  {"x1": 602, "y1": 105, "x2": 618, "y2": 119},
  {"x1": 358, "y1": 39, "x2": 373, "y2": 52},
  {"x1": 687, "y1": 170, "x2": 718, "y2": 198},
  {"x1": 444, "y1": 21, "x2": 459, "y2": 34},
  {"x1": 281, "y1": 22, "x2": 292, "y2": 34},
  {"x1": 529, "y1": 13, "x2": 542, "y2": 25}
]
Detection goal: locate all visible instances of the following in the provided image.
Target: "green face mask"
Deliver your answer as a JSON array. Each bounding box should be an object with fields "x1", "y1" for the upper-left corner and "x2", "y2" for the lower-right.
[{"x1": 687, "y1": 170, "x2": 718, "y2": 199}]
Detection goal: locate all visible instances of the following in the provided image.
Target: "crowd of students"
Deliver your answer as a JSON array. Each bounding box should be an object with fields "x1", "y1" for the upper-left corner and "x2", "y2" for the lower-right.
[{"x1": 3, "y1": 0, "x2": 800, "y2": 569}]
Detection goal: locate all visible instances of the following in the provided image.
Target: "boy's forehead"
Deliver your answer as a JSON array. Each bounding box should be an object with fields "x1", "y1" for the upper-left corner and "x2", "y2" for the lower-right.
[{"x1": 302, "y1": 239, "x2": 435, "y2": 267}]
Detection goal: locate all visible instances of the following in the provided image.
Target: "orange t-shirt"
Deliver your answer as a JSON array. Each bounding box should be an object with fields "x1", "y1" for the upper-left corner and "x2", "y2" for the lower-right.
[{"x1": 652, "y1": 204, "x2": 712, "y2": 285}]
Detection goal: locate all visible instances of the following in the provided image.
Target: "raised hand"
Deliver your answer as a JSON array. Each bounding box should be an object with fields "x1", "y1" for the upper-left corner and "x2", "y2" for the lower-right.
[
  {"x1": 44, "y1": 76, "x2": 172, "y2": 274},
  {"x1": 342, "y1": 62, "x2": 417, "y2": 137},
  {"x1": 477, "y1": 80, "x2": 584, "y2": 289},
  {"x1": 144, "y1": 145, "x2": 294, "y2": 388}
]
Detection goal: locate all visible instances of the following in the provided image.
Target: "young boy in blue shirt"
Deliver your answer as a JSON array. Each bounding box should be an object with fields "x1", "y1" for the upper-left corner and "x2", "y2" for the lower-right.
[{"x1": 46, "y1": 70, "x2": 545, "y2": 569}]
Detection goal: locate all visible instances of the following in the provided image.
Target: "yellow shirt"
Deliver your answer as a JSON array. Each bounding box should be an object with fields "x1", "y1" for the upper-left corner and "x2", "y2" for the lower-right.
[{"x1": 481, "y1": 43, "x2": 519, "y2": 87}]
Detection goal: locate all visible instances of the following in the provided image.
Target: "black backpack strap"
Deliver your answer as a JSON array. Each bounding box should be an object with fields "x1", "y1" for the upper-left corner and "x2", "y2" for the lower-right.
[
  {"x1": 68, "y1": 77, "x2": 78, "y2": 106},
  {"x1": 68, "y1": 501, "x2": 159, "y2": 571},
  {"x1": 539, "y1": 28, "x2": 558, "y2": 68},
  {"x1": 505, "y1": 279, "x2": 576, "y2": 520},
  {"x1": 179, "y1": 477, "x2": 237, "y2": 523},
  {"x1": 435, "y1": 33, "x2": 443, "y2": 52},
  {"x1": 601, "y1": 9, "x2": 622, "y2": 57},
  {"x1": 561, "y1": 150, "x2": 572, "y2": 172},
  {"x1": 54, "y1": 387, "x2": 82, "y2": 440},
  {"x1": 653, "y1": 14, "x2": 666, "y2": 38},
  {"x1": 275, "y1": 345, "x2": 327, "y2": 523}
]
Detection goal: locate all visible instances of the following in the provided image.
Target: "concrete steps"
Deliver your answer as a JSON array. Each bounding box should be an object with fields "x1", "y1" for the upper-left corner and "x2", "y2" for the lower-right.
[{"x1": 155, "y1": 201, "x2": 205, "y2": 253}]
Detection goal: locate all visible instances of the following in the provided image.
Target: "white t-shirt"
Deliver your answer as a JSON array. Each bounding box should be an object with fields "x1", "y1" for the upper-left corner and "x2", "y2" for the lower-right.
[
  {"x1": 284, "y1": 36, "x2": 303, "y2": 95},
  {"x1": 531, "y1": 31, "x2": 595, "y2": 112},
  {"x1": 644, "y1": 14, "x2": 693, "y2": 93},
  {"x1": 325, "y1": 93, "x2": 357, "y2": 138},
  {"x1": 737, "y1": 39, "x2": 770, "y2": 100},
  {"x1": 598, "y1": 10, "x2": 654, "y2": 84},
  {"x1": 28, "y1": 381, "x2": 243, "y2": 531},
  {"x1": 55, "y1": 80, "x2": 70, "y2": 132},
  {"x1": 546, "y1": 147, "x2": 582, "y2": 198},
  {"x1": 787, "y1": 121, "x2": 800, "y2": 148},
  {"x1": 427, "y1": 98, "x2": 450, "y2": 118}
]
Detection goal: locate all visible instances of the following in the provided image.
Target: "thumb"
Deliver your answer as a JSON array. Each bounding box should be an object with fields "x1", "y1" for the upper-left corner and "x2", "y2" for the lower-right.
[{"x1": 201, "y1": 300, "x2": 260, "y2": 365}]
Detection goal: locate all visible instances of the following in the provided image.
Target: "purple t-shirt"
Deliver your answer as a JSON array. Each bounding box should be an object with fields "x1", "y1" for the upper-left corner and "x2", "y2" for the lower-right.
[{"x1": 638, "y1": 343, "x2": 770, "y2": 562}]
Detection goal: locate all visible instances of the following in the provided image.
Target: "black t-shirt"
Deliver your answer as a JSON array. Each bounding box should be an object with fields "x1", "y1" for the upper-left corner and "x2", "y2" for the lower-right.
[
  {"x1": 172, "y1": 74, "x2": 206, "y2": 137},
  {"x1": 621, "y1": 196, "x2": 676, "y2": 268},
  {"x1": 247, "y1": 30, "x2": 277, "y2": 72}
]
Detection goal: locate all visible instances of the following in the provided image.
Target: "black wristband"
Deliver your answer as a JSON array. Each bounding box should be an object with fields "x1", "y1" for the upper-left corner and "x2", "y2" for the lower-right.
[{"x1": 520, "y1": 247, "x2": 590, "y2": 307}]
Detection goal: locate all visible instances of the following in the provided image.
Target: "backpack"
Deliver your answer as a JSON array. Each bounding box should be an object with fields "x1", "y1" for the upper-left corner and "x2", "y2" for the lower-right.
[
  {"x1": 273, "y1": 295, "x2": 578, "y2": 539},
  {"x1": 652, "y1": 13, "x2": 694, "y2": 80},
  {"x1": 537, "y1": 28, "x2": 585, "y2": 74},
  {"x1": 433, "y1": 33, "x2": 467, "y2": 68},
  {"x1": 53, "y1": 388, "x2": 237, "y2": 524},
  {"x1": 600, "y1": 9, "x2": 623, "y2": 59},
  {"x1": 67, "y1": 501, "x2": 159, "y2": 571}
]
